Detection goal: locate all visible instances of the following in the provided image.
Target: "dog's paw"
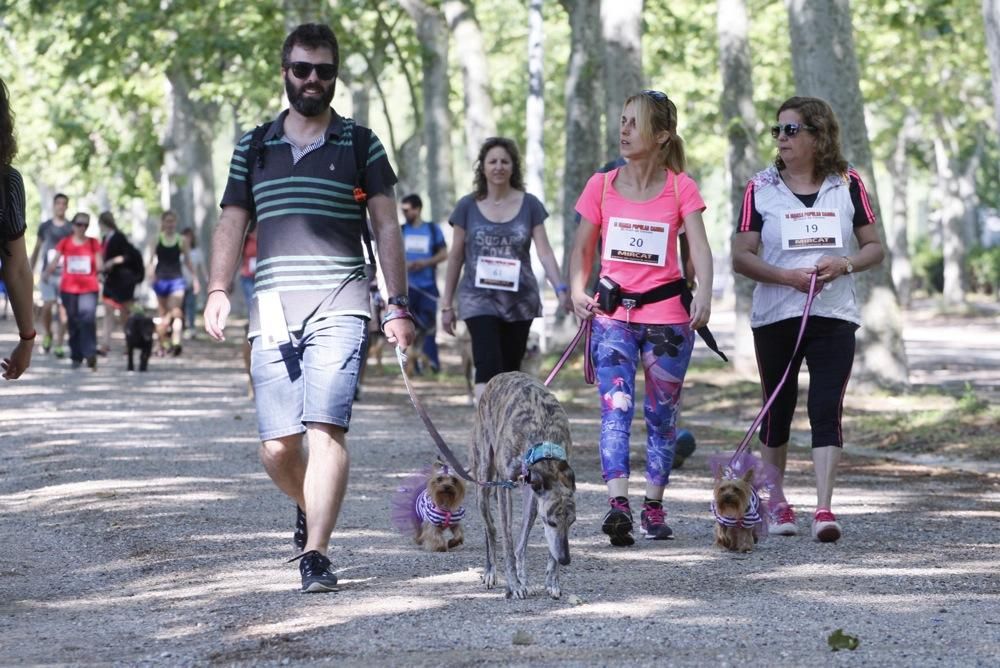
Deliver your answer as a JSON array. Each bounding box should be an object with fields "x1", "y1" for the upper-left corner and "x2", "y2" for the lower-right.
[
  {"x1": 482, "y1": 568, "x2": 497, "y2": 588},
  {"x1": 506, "y1": 585, "x2": 529, "y2": 600},
  {"x1": 546, "y1": 584, "x2": 561, "y2": 599}
]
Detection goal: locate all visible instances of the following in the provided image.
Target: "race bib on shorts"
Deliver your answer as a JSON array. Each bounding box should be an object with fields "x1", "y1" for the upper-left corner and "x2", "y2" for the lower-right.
[
  {"x1": 66, "y1": 255, "x2": 92, "y2": 275},
  {"x1": 257, "y1": 291, "x2": 291, "y2": 350},
  {"x1": 405, "y1": 234, "x2": 430, "y2": 254},
  {"x1": 248, "y1": 257, "x2": 257, "y2": 274},
  {"x1": 780, "y1": 209, "x2": 843, "y2": 251},
  {"x1": 603, "y1": 217, "x2": 669, "y2": 267},
  {"x1": 475, "y1": 256, "x2": 520, "y2": 292}
]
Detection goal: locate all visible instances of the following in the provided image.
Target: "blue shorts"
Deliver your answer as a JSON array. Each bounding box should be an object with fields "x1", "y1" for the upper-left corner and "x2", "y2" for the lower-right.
[
  {"x1": 250, "y1": 315, "x2": 368, "y2": 441},
  {"x1": 153, "y1": 277, "x2": 187, "y2": 297}
]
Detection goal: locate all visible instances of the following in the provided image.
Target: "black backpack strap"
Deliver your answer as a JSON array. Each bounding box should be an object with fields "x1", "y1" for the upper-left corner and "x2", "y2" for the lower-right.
[
  {"x1": 244, "y1": 122, "x2": 272, "y2": 220},
  {"x1": 351, "y1": 122, "x2": 376, "y2": 267}
]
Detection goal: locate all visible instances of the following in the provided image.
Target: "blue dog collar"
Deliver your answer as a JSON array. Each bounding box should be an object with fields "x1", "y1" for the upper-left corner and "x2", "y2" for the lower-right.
[{"x1": 523, "y1": 442, "x2": 567, "y2": 467}]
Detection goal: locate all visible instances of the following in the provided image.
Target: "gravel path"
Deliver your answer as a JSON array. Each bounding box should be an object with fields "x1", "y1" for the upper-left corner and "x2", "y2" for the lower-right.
[{"x1": 1, "y1": 322, "x2": 997, "y2": 667}]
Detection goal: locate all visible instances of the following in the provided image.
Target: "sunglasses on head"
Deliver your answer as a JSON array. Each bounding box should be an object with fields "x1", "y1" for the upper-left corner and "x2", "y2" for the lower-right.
[
  {"x1": 641, "y1": 89, "x2": 669, "y2": 102},
  {"x1": 286, "y1": 61, "x2": 337, "y2": 81},
  {"x1": 771, "y1": 123, "x2": 815, "y2": 139}
]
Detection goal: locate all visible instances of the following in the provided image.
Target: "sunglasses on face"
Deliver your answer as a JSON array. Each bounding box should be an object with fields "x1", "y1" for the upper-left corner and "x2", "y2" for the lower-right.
[
  {"x1": 286, "y1": 61, "x2": 337, "y2": 81},
  {"x1": 771, "y1": 123, "x2": 816, "y2": 139},
  {"x1": 641, "y1": 89, "x2": 669, "y2": 102}
]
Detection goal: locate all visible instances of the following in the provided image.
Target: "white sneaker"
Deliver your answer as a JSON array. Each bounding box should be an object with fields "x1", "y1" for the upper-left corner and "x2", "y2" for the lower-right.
[
  {"x1": 812, "y1": 508, "x2": 842, "y2": 542},
  {"x1": 769, "y1": 503, "x2": 798, "y2": 536}
]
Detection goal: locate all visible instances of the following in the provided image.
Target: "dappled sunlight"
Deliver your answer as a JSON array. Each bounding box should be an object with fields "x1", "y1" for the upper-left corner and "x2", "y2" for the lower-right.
[
  {"x1": 237, "y1": 595, "x2": 449, "y2": 638},
  {"x1": 779, "y1": 590, "x2": 998, "y2": 613},
  {"x1": 551, "y1": 595, "x2": 699, "y2": 619},
  {"x1": 749, "y1": 561, "x2": 997, "y2": 581},
  {"x1": 1, "y1": 476, "x2": 237, "y2": 513}
]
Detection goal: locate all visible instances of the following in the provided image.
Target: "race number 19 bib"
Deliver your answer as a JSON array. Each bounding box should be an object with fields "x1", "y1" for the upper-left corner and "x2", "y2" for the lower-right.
[
  {"x1": 781, "y1": 209, "x2": 843, "y2": 251},
  {"x1": 603, "y1": 217, "x2": 669, "y2": 267},
  {"x1": 475, "y1": 256, "x2": 520, "y2": 292},
  {"x1": 66, "y1": 255, "x2": 92, "y2": 275}
]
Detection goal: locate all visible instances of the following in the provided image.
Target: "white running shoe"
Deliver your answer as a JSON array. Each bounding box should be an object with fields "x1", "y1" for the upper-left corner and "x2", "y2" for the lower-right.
[
  {"x1": 769, "y1": 503, "x2": 798, "y2": 536},
  {"x1": 812, "y1": 508, "x2": 842, "y2": 542}
]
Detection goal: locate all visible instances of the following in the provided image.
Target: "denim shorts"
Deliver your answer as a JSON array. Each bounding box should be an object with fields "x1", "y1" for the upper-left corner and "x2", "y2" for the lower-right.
[
  {"x1": 39, "y1": 273, "x2": 61, "y2": 302},
  {"x1": 153, "y1": 277, "x2": 187, "y2": 297},
  {"x1": 250, "y1": 315, "x2": 368, "y2": 441}
]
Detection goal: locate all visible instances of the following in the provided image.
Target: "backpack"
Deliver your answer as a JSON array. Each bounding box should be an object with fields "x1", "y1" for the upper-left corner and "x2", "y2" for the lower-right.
[{"x1": 244, "y1": 120, "x2": 376, "y2": 266}]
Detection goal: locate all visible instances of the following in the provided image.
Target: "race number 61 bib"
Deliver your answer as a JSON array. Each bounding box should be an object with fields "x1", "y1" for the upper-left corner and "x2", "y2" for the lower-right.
[
  {"x1": 66, "y1": 255, "x2": 92, "y2": 275},
  {"x1": 603, "y1": 217, "x2": 669, "y2": 267},
  {"x1": 781, "y1": 209, "x2": 843, "y2": 251},
  {"x1": 475, "y1": 256, "x2": 520, "y2": 292}
]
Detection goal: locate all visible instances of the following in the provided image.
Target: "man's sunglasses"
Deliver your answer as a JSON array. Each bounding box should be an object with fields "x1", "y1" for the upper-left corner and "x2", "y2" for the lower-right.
[
  {"x1": 771, "y1": 123, "x2": 815, "y2": 138},
  {"x1": 286, "y1": 61, "x2": 337, "y2": 81}
]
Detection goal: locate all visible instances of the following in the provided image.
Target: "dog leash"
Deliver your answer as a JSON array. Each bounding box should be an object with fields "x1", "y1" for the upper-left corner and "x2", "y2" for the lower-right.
[
  {"x1": 394, "y1": 347, "x2": 518, "y2": 490},
  {"x1": 728, "y1": 273, "x2": 819, "y2": 468},
  {"x1": 542, "y1": 317, "x2": 595, "y2": 387}
]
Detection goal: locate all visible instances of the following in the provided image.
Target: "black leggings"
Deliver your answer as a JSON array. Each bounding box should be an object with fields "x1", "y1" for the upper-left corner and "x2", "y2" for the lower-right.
[
  {"x1": 465, "y1": 316, "x2": 533, "y2": 385},
  {"x1": 752, "y1": 316, "x2": 859, "y2": 448}
]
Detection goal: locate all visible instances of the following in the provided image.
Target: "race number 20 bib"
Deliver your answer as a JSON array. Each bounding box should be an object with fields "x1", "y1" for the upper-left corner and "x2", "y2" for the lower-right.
[
  {"x1": 603, "y1": 217, "x2": 669, "y2": 267},
  {"x1": 475, "y1": 256, "x2": 520, "y2": 292},
  {"x1": 781, "y1": 209, "x2": 843, "y2": 251},
  {"x1": 66, "y1": 255, "x2": 92, "y2": 275}
]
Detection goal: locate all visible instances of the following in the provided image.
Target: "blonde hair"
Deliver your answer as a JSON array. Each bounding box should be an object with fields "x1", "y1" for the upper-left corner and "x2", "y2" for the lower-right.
[{"x1": 623, "y1": 91, "x2": 686, "y2": 174}]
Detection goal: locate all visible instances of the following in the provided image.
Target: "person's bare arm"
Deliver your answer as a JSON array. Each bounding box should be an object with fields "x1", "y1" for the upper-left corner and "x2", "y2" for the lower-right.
[
  {"x1": 568, "y1": 219, "x2": 600, "y2": 320},
  {"x1": 732, "y1": 230, "x2": 818, "y2": 294},
  {"x1": 368, "y1": 192, "x2": 415, "y2": 347},
  {"x1": 440, "y1": 226, "x2": 466, "y2": 336},
  {"x1": 2, "y1": 235, "x2": 35, "y2": 379}
]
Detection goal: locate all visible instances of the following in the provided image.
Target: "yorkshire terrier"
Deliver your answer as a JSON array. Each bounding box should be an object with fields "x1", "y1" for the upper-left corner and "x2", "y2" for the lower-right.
[
  {"x1": 392, "y1": 462, "x2": 467, "y2": 553},
  {"x1": 712, "y1": 467, "x2": 762, "y2": 553}
]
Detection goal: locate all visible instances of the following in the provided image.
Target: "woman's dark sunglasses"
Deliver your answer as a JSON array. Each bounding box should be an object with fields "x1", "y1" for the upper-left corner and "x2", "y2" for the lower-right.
[
  {"x1": 286, "y1": 61, "x2": 337, "y2": 81},
  {"x1": 771, "y1": 123, "x2": 815, "y2": 139}
]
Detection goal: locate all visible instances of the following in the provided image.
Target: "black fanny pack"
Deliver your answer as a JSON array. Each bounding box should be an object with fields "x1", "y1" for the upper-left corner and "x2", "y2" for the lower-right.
[{"x1": 595, "y1": 276, "x2": 728, "y2": 362}]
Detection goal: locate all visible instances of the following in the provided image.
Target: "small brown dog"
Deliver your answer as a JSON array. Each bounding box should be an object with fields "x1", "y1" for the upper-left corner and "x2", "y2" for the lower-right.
[
  {"x1": 712, "y1": 467, "x2": 762, "y2": 553},
  {"x1": 413, "y1": 462, "x2": 467, "y2": 552}
]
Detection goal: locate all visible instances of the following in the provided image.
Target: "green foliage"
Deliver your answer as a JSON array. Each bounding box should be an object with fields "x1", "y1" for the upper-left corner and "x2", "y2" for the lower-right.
[
  {"x1": 828, "y1": 629, "x2": 860, "y2": 652},
  {"x1": 911, "y1": 237, "x2": 944, "y2": 293},
  {"x1": 967, "y1": 245, "x2": 1000, "y2": 295},
  {"x1": 958, "y1": 383, "x2": 988, "y2": 414}
]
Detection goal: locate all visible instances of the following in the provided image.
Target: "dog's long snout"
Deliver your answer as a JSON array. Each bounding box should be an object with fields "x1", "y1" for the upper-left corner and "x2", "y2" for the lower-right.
[{"x1": 556, "y1": 536, "x2": 570, "y2": 565}]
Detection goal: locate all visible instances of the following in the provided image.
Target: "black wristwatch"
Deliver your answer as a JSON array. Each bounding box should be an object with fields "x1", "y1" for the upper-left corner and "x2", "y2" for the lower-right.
[{"x1": 387, "y1": 295, "x2": 410, "y2": 308}]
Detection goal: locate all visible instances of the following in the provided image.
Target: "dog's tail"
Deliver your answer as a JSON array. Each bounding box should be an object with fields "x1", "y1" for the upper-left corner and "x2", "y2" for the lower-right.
[{"x1": 390, "y1": 469, "x2": 430, "y2": 535}]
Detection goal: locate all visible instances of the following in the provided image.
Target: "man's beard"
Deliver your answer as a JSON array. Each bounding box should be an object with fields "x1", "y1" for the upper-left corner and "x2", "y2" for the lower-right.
[{"x1": 285, "y1": 75, "x2": 335, "y2": 117}]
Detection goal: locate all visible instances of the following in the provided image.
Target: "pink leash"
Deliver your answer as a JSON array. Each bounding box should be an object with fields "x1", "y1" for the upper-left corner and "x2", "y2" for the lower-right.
[
  {"x1": 729, "y1": 273, "x2": 819, "y2": 466},
  {"x1": 543, "y1": 316, "x2": 595, "y2": 387}
]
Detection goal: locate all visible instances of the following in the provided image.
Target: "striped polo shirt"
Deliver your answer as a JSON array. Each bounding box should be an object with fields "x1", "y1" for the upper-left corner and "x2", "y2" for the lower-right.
[{"x1": 220, "y1": 109, "x2": 397, "y2": 337}]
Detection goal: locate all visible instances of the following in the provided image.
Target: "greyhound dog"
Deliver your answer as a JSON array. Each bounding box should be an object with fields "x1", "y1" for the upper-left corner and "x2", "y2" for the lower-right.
[{"x1": 470, "y1": 371, "x2": 577, "y2": 599}]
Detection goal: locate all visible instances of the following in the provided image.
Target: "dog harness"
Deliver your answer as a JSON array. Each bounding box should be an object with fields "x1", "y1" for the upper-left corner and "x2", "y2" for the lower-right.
[
  {"x1": 415, "y1": 489, "x2": 465, "y2": 529},
  {"x1": 711, "y1": 486, "x2": 763, "y2": 529}
]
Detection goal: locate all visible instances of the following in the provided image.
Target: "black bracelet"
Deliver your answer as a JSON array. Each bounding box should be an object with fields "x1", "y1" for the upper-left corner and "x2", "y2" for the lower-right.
[
  {"x1": 380, "y1": 308, "x2": 415, "y2": 334},
  {"x1": 207, "y1": 289, "x2": 229, "y2": 297}
]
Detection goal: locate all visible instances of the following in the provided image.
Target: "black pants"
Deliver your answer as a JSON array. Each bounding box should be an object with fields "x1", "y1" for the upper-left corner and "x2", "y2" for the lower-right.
[
  {"x1": 61, "y1": 291, "x2": 98, "y2": 362},
  {"x1": 752, "y1": 316, "x2": 858, "y2": 448},
  {"x1": 465, "y1": 316, "x2": 533, "y2": 385}
]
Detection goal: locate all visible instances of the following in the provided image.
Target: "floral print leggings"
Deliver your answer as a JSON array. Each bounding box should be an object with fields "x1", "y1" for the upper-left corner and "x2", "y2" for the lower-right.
[{"x1": 590, "y1": 316, "x2": 695, "y2": 486}]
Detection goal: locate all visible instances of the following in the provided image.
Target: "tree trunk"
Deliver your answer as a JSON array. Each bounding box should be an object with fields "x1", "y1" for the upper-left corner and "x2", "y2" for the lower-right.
[
  {"x1": 162, "y1": 70, "x2": 218, "y2": 257},
  {"x1": 985, "y1": 0, "x2": 1000, "y2": 142},
  {"x1": 718, "y1": 0, "x2": 759, "y2": 378},
  {"x1": 525, "y1": 0, "x2": 546, "y2": 202},
  {"x1": 601, "y1": 0, "x2": 644, "y2": 161},
  {"x1": 887, "y1": 114, "x2": 915, "y2": 308},
  {"x1": 443, "y1": 0, "x2": 496, "y2": 166},
  {"x1": 402, "y1": 0, "x2": 456, "y2": 222},
  {"x1": 559, "y1": 0, "x2": 603, "y2": 280},
  {"x1": 785, "y1": 0, "x2": 908, "y2": 388},
  {"x1": 932, "y1": 130, "x2": 968, "y2": 307}
]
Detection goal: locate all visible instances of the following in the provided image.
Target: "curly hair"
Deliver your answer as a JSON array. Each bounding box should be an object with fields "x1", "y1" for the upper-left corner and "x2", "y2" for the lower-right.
[
  {"x1": 473, "y1": 137, "x2": 524, "y2": 199},
  {"x1": 622, "y1": 91, "x2": 687, "y2": 174},
  {"x1": 774, "y1": 96, "x2": 848, "y2": 181},
  {"x1": 0, "y1": 77, "x2": 17, "y2": 168}
]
